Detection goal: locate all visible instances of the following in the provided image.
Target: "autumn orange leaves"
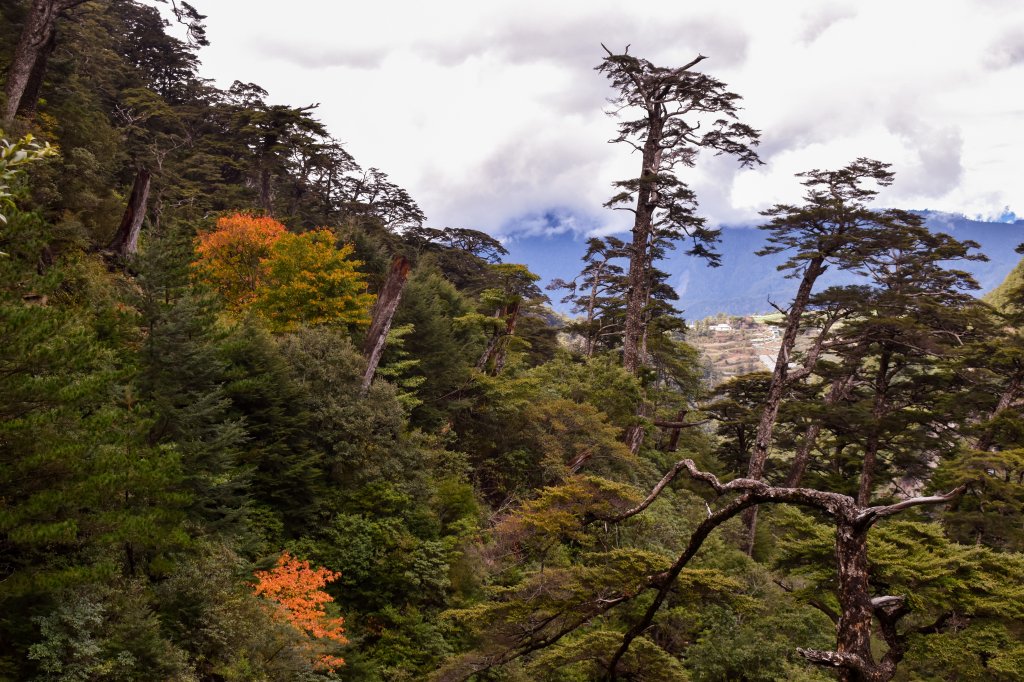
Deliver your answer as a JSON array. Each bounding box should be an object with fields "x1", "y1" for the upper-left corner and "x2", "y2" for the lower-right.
[
  {"x1": 253, "y1": 552, "x2": 348, "y2": 670},
  {"x1": 194, "y1": 214, "x2": 285, "y2": 306},
  {"x1": 193, "y1": 213, "x2": 374, "y2": 332}
]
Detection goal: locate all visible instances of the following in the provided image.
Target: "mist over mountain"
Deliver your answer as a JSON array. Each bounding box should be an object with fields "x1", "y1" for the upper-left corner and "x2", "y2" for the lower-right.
[{"x1": 505, "y1": 211, "x2": 1024, "y2": 321}]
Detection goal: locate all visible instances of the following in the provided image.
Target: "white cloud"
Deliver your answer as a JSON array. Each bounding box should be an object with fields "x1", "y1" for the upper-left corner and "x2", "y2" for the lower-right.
[{"x1": 192, "y1": 0, "x2": 1024, "y2": 235}]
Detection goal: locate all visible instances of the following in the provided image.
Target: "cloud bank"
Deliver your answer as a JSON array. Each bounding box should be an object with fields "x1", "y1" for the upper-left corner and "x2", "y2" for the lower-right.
[{"x1": 193, "y1": 0, "x2": 1024, "y2": 238}]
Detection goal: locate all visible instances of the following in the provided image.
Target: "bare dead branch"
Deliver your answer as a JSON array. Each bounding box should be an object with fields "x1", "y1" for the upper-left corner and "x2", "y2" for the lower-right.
[
  {"x1": 797, "y1": 648, "x2": 870, "y2": 673},
  {"x1": 871, "y1": 595, "x2": 905, "y2": 610},
  {"x1": 855, "y1": 485, "x2": 968, "y2": 528},
  {"x1": 600, "y1": 460, "x2": 690, "y2": 522}
]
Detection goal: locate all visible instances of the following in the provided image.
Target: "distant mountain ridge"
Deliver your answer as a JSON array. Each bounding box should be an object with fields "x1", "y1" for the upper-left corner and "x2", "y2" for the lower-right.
[{"x1": 503, "y1": 211, "x2": 1024, "y2": 321}]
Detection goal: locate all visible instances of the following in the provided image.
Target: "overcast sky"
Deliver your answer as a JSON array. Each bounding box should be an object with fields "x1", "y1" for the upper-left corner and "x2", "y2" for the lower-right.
[{"x1": 191, "y1": 0, "x2": 1024, "y2": 239}]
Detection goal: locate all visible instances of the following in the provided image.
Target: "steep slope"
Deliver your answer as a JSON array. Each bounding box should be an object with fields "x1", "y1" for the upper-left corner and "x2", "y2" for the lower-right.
[{"x1": 984, "y1": 255, "x2": 1024, "y2": 311}]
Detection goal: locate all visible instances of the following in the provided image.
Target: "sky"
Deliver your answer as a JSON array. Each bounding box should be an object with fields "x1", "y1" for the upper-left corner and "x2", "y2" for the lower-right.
[{"x1": 188, "y1": 0, "x2": 1024, "y2": 241}]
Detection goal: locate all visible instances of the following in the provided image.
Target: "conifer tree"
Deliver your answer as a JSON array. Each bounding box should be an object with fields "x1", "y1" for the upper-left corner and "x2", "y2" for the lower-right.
[
  {"x1": 548, "y1": 236, "x2": 627, "y2": 357},
  {"x1": 134, "y1": 222, "x2": 249, "y2": 530},
  {"x1": 597, "y1": 45, "x2": 760, "y2": 375}
]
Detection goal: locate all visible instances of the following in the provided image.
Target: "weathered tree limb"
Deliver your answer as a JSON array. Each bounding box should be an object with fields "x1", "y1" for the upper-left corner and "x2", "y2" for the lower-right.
[
  {"x1": 606, "y1": 491, "x2": 760, "y2": 678},
  {"x1": 459, "y1": 452, "x2": 968, "y2": 682},
  {"x1": 796, "y1": 649, "x2": 870, "y2": 673},
  {"x1": 360, "y1": 255, "x2": 411, "y2": 395},
  {"x1": 600, "y1": 459, "x2": 691, "y2": 522},
  {"x1": 855, "y1": 485, "x2": 967, "y2": 528},
  {"x1": 870, "y1": 595, "x2": 905, "y2": 610}
]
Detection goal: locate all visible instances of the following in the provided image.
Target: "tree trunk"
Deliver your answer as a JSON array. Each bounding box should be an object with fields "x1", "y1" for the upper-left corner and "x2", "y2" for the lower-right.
[
  {"x1": 834, "y1": 518, "x2": 875, "y2": 682},
  {"x1": 624, "y1": 404, "x2": 648, "y2": 455},
  {"x1": 748, "y1": 256, "x2": 824, "y2": 479},
  {"x1": 476, "y1": 326, "x2": 501, "y2": 372},
  {"x1": 108, "y1": 168, "x2": 151, "y2": 258},
  {"x1": 662, "y1": 409, "x2": 688, "y2": 452},
  {"x1": 787, "y1": 374, "x2": 855, "y2": 486},
  {"x1": 787, "y1": 423, "x2": 822, "y2": 487},
  {"x1": 585, "y1": 262, "x2": 602, "y2": 357},
  {"x1": 2, "y1": 0, "x2": 79, "y2": 126},
  {"x1": 742, "y1": 256, "x2": 824, "y2": 551},
  {"x1": 360, "y1": 255, "x2": 411, "y2": 395},
  {"x1": 258, "y1": 165, "x2": 273, "y2": 213},
  {"x1": 14, "y1": 28, "x2": 55, "y2": 120},
  {"x1": 858, "y1": 351, "x2": 891, "y2": 506},
  {"x1": 477, "y1": 300, "x2": 521, "y2": 376},
  {"x1": 622, "y1": 131, "x2": 663, "y2": 375}
]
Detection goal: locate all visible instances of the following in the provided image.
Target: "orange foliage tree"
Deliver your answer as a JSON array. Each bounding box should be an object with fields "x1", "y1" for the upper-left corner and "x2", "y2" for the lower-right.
[
  {"x1": 194, "y1": 213, "x2": 286, "y2": 308},
  {"x1": 252, "y1": 552, "x2": 348, "y2": 671},
  {"x1": 193, "y1": 214, "x2": 374, "y2": 331}
]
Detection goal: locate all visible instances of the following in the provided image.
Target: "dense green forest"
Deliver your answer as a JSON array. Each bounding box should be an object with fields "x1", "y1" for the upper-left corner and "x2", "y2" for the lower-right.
[{"x1": 2, "y1": 2, "x2": 1024, "y2": 681}]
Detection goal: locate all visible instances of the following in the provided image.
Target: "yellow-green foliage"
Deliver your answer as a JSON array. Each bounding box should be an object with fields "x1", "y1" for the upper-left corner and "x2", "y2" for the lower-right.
[
  {"x1": 490, "y1": 476, "x2": 643, "y2": 557},
  {"x1": 529, "y1": 630, "x2": 689, "y2": 681},
  {"x1": 983, "y1": 256, "x2": 1024, "y2": 312},
  {"x1": 250, "y1": 230, "x2": 374, "y2": 332},
  {"x1": 0, "y1": 133, "x2": 58, "y2": 226}
]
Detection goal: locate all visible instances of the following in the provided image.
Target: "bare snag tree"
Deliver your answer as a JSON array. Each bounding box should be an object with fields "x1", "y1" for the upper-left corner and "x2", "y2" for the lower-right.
[
  {"x1": 597, "y1": 45, "x2": 761, "y2": 377},
  {"x1": 361, "y1": 254, "x2": 412, "y2": 394}
]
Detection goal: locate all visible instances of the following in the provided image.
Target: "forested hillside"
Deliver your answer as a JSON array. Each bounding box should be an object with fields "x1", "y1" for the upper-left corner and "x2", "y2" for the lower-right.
[{"x1": 2, "y1": 2, "x2": 1023, "y2": 681}]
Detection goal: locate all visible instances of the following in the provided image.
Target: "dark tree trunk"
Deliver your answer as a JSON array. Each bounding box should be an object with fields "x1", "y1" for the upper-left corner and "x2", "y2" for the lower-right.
[
  {"x1": 2, "y1": 0, "x2": 82, "y2": 125},
  {"x1": 834, "y1": 518, "x2": 874, "y2": 682},
  {"x1": 108, "y1": 168, "x2": 151, "y2": 258},
  {"x1": 787, "y1": 423, "x2": 822, "y2": 487},
  {"x1": 478, "y1": 301, "x2": 521, "y2": 375},
  {"x1": 858, "y1": 351, "x2": 891, "y2": 506},
  {"x1": 622, "y1": 135, "x2": 663, "y2": 375},
  {"x1": 662, "y1": 409, "x2": 688, "y2": 452},
  {"x1": 476, "y1": 327, "x2": 501, "y2": 373},
  {"x1": 624, "y1": 403, "x2": 648, "y2": 455},
  {"x1": 14, "y1": 28, "x2": 55, "y2": 120},
  {"x1": 787, "y1": 374, "x2": 855, "y2": 486},
  {"x1": 585, "y1": 262, "x2": 603, "y2": 357},
  {"x1": 742, "y1": 256, "x2": 824, "y2": 551},
  {"x1": 258, "y1": 166, "x2": 273, "y2": 213},
  {"x1": 360, "y1": 255, "x2": 411, "y2": 395}
]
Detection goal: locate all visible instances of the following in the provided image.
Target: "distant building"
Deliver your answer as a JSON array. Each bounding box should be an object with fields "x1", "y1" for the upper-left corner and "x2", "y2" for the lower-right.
[{"x1": 710, "y1": 323, "x2": 733, "y2": 332}]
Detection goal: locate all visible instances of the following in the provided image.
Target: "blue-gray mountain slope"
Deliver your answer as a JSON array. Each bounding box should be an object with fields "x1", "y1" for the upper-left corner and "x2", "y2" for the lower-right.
[{"x1": 503, "y1": 211, "x2": 1024, "y2": 321}]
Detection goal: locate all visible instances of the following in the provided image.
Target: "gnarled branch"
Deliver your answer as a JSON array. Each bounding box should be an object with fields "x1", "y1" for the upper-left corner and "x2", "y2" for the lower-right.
[{"x1": 856, "y1": 485, "x2": 968, "y2": 528}]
